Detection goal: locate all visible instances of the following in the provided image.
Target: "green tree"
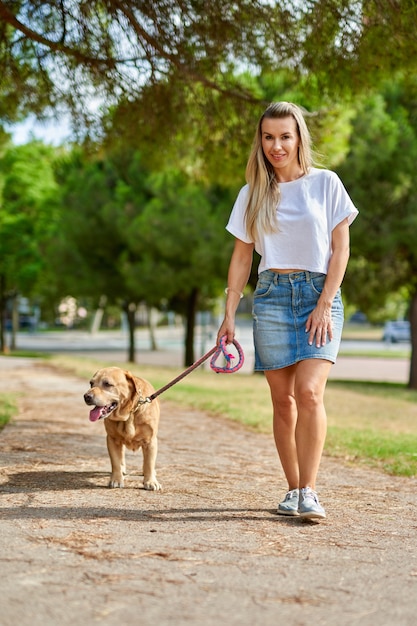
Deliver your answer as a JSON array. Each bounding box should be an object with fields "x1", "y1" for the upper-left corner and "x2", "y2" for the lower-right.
[
  {"x1": 52, "y1": 149, "x2": 155, "y2": 361},
  {"x1": 54, "y1": 145, "x2": 236, "y2": 365},
  {"x1": 2, "y1": 1, "x2": 417, "y2": 133},
  {"x1": 54, "y1": 147, "x2": 232, "y2": 364},
  {"x1": 0, "y1": 141, "x2": 59, "y2": 350},
  {"x1": 125, "y1": 169, "x2": 234, "y2": 365},
  {"x1": 337, "y1": 81, "x2": 417, "y2": 387}
]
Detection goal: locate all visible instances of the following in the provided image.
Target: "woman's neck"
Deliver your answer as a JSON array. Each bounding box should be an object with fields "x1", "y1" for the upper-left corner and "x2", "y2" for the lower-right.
[{"x1": 275, "y1": 166, "x2": 305, "y2": 183}]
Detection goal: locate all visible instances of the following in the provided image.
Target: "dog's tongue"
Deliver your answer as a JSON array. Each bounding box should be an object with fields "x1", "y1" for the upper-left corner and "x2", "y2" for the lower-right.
[{"x1": 89, "y1": 406, "x2": 104, "y2": 422}]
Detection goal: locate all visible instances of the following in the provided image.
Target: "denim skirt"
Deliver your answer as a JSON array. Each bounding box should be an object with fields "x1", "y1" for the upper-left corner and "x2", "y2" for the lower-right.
[{"x1": 253, "y1": 270, "x2": 344, "y2": 371}]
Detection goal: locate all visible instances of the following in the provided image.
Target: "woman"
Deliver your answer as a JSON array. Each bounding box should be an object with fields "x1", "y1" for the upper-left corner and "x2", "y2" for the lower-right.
[{"x1": 217, "y1": 102, "x2": 358, "y2": 519}]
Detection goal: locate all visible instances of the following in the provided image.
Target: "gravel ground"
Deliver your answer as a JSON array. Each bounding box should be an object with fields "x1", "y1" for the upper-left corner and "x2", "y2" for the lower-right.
[{"x1": 0, "y1": 356, "x2": 417, "y2": 626}]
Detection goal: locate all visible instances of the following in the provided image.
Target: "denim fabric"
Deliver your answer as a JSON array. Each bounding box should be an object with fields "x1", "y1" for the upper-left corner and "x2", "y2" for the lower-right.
[{"x1": 253, "y1": 270, "x2": 344, "y2": 371}]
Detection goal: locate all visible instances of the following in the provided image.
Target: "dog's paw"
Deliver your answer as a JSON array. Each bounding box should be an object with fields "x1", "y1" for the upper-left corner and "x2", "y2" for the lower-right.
[
  {"x1": 108, "y1": 478, "x2": 124, "y2": 488},
  {"x1": 143, "y1": 478, "x2": 162, "y2": 491}
]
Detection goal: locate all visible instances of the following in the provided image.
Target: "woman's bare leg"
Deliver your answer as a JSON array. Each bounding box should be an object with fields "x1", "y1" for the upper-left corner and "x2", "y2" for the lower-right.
[
  {"x1": 265, "y1": 359, "x2": 332, "y2": 490},
  {"x1": 294, "y1": 359, "x2": 332, "y2": 489},
  {"x1": 265, "y1": 365, "x2": 299, "y2": 489}
]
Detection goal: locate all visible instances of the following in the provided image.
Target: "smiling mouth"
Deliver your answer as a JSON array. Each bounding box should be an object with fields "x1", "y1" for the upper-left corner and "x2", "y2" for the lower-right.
[{"x1": 89, "y1": 401, "x2": 118, "y2": 422}]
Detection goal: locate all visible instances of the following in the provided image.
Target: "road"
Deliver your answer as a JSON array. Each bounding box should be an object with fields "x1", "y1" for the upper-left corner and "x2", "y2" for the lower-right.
[{"x1": 10, "y1": 325, "x2": 411, "y2": 384}]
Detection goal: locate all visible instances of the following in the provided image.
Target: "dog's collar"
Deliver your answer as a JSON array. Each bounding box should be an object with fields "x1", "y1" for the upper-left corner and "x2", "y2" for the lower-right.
[{"x1": 132, "y1": 390, "x2": 151, "y2": 413}]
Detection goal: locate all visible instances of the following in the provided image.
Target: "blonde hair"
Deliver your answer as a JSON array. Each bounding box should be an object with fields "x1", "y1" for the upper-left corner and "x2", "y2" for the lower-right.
[{"x1": 245, "y1": 102, "x2": 313, "y2": 241}]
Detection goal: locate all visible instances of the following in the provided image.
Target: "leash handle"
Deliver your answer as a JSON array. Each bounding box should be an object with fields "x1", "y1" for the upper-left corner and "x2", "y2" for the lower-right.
[
  {"x1": 143, "y1": 335, "x2": 244, "y2": 403},
  {"x1": 209, "y1": 336, "x2": 245, "y2": 374}
]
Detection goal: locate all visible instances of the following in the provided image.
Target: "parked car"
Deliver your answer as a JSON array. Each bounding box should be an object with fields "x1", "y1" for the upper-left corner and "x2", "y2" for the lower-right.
[
  {"x1": 382, "y1": 320, "x2": 411, "y2": 343},
  {"x1": 349, "y1": 311, "x2": 368, "y2": 324}
]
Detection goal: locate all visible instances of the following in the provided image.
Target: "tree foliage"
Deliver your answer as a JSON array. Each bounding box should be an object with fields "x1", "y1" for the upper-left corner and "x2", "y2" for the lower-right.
[
  {"x1": 336, "y1": 78, "x2": 417, "y2": 386},
  {"x1": 338, "y1": 84, "x2": 417, "y2": 308},
  {"x1": 0, "y1": 141, "x2": 59, "y2": 349},
  {"x1": 50, "y1": 149, "x2": 150, "y2": 360},
  {"x1": 124, "y1": 169, "x2": 234, "y2": 363},
  {"x1": 2, "y1": 0, "x2": 417, "y2": 131},
  {"x1": 53, "y1": 148, "x2": 234, "y2": 364},
  {"x1": 54, "y1": 151, "x2": 132, "y2": 301}
]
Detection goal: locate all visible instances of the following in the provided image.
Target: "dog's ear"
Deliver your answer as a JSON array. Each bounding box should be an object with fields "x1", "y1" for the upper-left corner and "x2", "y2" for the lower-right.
[
  {"x1": 124, "y1": 370, "x2": 140, "y2": 396},
  {"x1": 89, "y1": 371, "x2": 99, "y2": 387}
]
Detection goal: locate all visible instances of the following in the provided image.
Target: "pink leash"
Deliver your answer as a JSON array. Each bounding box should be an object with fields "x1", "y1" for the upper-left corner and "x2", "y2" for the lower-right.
[{"x1": 140, "y1": 335, "x2": 244, "y2": 404}]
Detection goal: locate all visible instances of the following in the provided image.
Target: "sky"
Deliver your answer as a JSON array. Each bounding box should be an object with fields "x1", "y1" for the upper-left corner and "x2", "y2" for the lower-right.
[{"x1": 7, "y1": 114, "x2": 72, "y2": 146}]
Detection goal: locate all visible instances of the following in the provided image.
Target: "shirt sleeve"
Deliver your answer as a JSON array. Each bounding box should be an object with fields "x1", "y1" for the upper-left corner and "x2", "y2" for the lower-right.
[
  {"x1": 329, "y1": 171, "x2": 358, "y2": 229},
  {"x1": 225, "y1": 185, "x2": 254, "y2": 243}
]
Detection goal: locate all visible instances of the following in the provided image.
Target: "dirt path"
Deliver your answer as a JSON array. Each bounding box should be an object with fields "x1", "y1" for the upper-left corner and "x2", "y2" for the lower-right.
[{"x1": 1, "y1": 356, "x2": 417, "y2": 626}]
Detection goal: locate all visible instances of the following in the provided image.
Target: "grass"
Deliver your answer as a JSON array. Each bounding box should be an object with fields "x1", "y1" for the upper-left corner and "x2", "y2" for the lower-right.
[
  {"x1": 341, "y1": 322, "x2": 383, "y2": 341},
  {"x1": 45, "y1": 353, "x2": 417, "y2": 478},
  {"x1": 325, "y1": 381, "x2": 417, "y2": 476},
  {"x1": 0, "y1": 394, "x2": 17, "y2": 431},
  {"x1": 339, "y1": 348, "x2": 410, "y2": 359},
  {"x1": 325, "y1": 427, "x2": 417, "y2": 476}
]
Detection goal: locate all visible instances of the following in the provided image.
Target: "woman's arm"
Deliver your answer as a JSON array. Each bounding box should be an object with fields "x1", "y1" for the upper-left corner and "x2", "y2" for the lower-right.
[
  {"x1": 217, "y1": 238, "x2": 254, "y2": 344},
  {"x1": 306, "y1": 217, "x2": 350, "y2": 347}
]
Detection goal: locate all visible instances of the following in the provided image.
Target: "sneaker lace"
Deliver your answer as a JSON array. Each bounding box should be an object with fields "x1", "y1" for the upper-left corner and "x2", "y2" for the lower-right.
[
  {"x1": 286, "y1": 489, "x2": 298, "y2": 501},
  {"x1": 302, "y1": 487, "x2": 318, "y2": 503}
]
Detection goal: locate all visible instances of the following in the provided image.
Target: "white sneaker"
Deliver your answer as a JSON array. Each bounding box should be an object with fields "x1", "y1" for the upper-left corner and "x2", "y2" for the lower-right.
[
  {"x1": 299, "y1": 487, "x2": 326, "y2": 519},
  {"x1": 277, "y1": 489, "x2": 300, "y2": 516}
]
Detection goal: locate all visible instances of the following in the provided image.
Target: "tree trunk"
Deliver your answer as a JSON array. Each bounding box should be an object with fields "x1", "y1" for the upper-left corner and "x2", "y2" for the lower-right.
[
  {"x1": 147, "y1": 305, "x2": 158, "y2": 351},
  {"x1": 0, "y1": 274, "x2": 6, "y2": 353},
  {"x1": 184, "y1": 288, "x2": 199, "y2": 366},
  {"x1": 10, "y1": 293, "x2": 18, "y2": 351},
  {"x1": 125, "y1": 302, "x2": 137, "y2": 363},
  {"x1": 90, "y1": 295, "x2": 107, "y2": 334},
  {"x1": 408, "y1": 288, "x2": 417, "y2": 389}
]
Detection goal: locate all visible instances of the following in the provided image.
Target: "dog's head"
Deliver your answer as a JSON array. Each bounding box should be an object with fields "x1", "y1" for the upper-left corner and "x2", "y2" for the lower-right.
[{"x1": 84, "y1": 367, "x2": 140, "y2": 422}]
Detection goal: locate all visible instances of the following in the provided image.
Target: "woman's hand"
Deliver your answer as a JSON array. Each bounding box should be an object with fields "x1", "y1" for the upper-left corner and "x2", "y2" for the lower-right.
[
  {"x1": 217, "y1": 315, "x2": 235, "y2": 345},
  {"x1": 306, "y1": 304, "x2": 333, "y2": 347}
]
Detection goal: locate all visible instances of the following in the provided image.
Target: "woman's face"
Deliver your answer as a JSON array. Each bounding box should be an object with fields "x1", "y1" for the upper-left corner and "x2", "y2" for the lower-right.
[{"x1": 261, "y1": 116, "x2": 301, "y2": 179}]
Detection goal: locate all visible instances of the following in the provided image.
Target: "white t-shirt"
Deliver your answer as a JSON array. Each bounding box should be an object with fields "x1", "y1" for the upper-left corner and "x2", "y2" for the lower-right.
[{"x1": 226, "y1": 167, "x2": 358, "y2": 275}]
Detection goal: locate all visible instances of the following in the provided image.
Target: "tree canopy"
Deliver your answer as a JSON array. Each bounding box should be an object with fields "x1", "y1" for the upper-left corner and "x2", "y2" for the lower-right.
[
  {"x1": 51, "y1": 148, "x2": 235, "y2": 363},
  {"x1": 0, "y1": 141, "x2": 59, "y2": 349},
  {"x1": 337, "y1": 80, "x2": 417, "y2": 311},
  {"x1": 335, "y1": 77, "x2": 417, "y2": 386},
  {"x1": 2, "y1": 0, "x2": 417, "y2": 131}
]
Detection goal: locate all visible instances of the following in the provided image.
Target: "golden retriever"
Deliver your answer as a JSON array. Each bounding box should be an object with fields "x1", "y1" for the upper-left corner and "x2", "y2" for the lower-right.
[{"x1": 84, "y1": 367, "x2": 161, "y2": 490}]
